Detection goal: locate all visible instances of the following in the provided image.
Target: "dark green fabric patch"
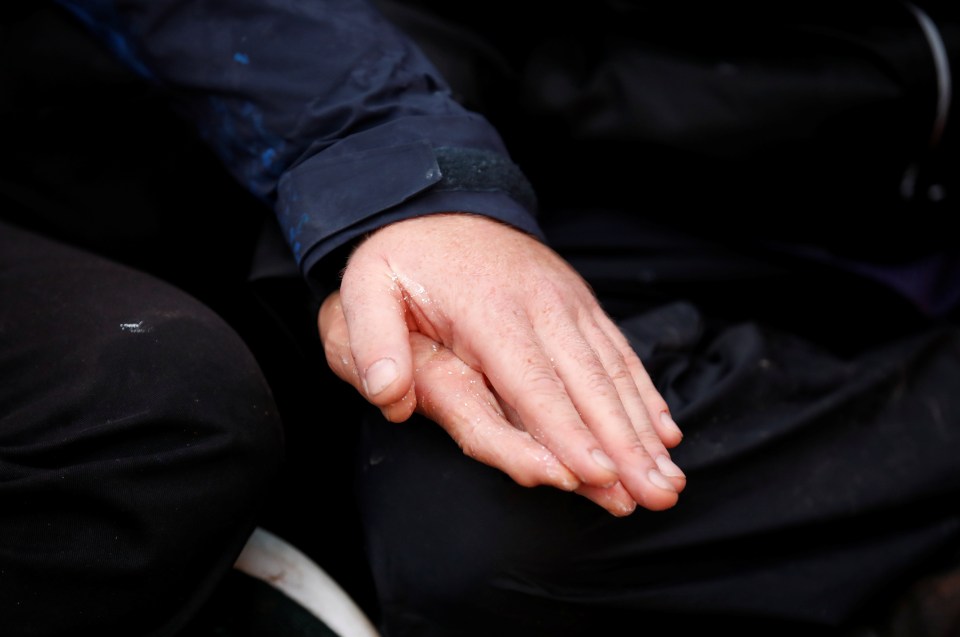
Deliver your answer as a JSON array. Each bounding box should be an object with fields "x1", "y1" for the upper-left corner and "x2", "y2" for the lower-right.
[{"x1": 434, "y1": 146, "x2": 538, "y2": 212}]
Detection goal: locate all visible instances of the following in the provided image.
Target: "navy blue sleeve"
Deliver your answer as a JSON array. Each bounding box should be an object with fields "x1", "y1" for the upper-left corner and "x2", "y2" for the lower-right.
[{"x1": 53, "y1": 0, "x2": 541, "y2": 293}]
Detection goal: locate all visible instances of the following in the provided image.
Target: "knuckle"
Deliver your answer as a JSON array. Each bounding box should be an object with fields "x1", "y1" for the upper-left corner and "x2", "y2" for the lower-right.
[
  {"x1": 606, "y1": 354, "x2": 635, "y2": 386},
  {"x1": 583, "y1": 368, "x2": 617, "y2": 397},
  {"x1": 519, "y1": 364, "x2": 566, "y2": 395}
]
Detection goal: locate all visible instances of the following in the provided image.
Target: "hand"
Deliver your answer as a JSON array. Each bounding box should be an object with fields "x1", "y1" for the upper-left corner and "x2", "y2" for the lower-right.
[
  {"x1": 321, "y1": 293, "x2": 679, "y2": 515},
  {"x1": 318, "y1": 213, "x2": 685, "y2": 513}
]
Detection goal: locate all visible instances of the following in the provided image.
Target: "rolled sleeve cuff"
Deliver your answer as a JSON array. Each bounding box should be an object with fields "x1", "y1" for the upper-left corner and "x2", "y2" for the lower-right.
[{"x1": 278, "y1": 140, "x2": 542, "y2": 298}]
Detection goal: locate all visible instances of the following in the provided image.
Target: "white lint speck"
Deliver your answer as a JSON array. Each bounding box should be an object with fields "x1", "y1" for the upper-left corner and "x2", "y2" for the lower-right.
[{"x1": 120, "y1": 321, "x2": 151, "y2": 334}]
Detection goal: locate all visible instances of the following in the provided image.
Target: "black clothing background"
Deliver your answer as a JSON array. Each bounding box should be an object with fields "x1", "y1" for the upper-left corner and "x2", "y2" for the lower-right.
[
  {"x1": 356, "y1": 3, "x2": 960, "y2": 636},
  {"x1": 383, "y1": 0, "x2": 959, "y2": 264},
  {"x1": 1, "y1": 5, "x2": 380, "y2": 633},
  {"x1": 2, "y1": 2, "x2": 960, "y2": 637},
  {"x1": 0, "y1": 220, "x2": 286, "y2": 635}
]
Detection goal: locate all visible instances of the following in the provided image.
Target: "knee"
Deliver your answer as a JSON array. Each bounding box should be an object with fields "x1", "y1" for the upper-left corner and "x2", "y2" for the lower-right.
[
  {"x1": 83, "y1": 283, "x2": 286, "y2": 480},
  {"x1": 358, "y1": 412, "x2": 589, "y2": 633},
  {"x1": 1, "y1": 280, "x2": 286, "y2": 635}
]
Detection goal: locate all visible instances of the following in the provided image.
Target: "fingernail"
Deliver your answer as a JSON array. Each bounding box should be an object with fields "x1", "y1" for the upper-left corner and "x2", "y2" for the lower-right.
[
  {"x1": 655, "y1": 455, "x2": 685, "y2": 479},
  {"x1": 660, "y1": 411, "x2": 683, "y2": 438},
  {"x1": 591, "y1": 448, "x2": 618, "y2": 473},
  {"x1": 647, "y1": 468, "x2": 676, "y2": 492},
  {"x1": 363, "y1": 358, "x2": 398, "y2": 396}
]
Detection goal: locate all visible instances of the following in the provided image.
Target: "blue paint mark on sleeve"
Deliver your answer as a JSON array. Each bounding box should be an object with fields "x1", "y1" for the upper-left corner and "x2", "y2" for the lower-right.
[
  {"x1": 233, "y1": 52, "x2": 250, "y2": 64},
  {"x1": 55, "y1": 0, "x2": 156, "y2": 81},
  {"x1": 261, "y1": 148, "x2": 277, "y2": 168},
  {"x1": 288, "y1": 214, "x2": 309, "y2": 242},
  {"x1": 287, "y1": 213, "x2": 310, "y2": 260}
]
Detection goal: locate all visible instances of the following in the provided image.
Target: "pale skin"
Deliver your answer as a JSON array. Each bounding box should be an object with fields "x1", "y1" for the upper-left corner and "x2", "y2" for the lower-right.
[{"x1": 317, "y1": 212, "x2": 686, "y2": 516}]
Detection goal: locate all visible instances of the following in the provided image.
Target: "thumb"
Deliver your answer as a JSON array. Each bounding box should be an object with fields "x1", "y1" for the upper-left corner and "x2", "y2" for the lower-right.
[
  {"x1": 338, "y1": 257, "x2": 415, "y2": 408},
  {"x1": 318, "y1": 290, "x2": 416, "y2": 422}
]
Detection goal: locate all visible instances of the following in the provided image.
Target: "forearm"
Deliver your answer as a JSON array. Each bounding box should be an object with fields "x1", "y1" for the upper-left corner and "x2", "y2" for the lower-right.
[{"x1": 55, "y1": 0, "x2": 542, "y2": 294}]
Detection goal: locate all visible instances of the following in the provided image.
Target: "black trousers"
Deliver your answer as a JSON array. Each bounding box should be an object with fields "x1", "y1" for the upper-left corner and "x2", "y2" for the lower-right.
[
  {"x1": 352, "y1": 8, "x2": 960, "y2": 634},
  {"x1": 0, "y1": 7, "x2": 377, "y2": 634},
  {"x1": 355, "y1": 212, "x2": 960, "y2": 637},
  {"x1": 0, "y1": 219, "x2": 285, "y2": 636},
  {"x1": 5, "y1": 4, "x2": 960, "y2": 637}
]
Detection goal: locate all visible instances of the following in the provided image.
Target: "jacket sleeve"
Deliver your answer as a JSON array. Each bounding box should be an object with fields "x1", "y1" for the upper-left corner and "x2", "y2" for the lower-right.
[{"x1": 53, "y1": 0, "x2": 541, "y2": 295}]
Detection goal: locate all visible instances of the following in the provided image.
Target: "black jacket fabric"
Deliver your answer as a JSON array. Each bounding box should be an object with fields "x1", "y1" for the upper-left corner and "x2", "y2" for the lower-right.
[
  {"x1": 384, "y1": 0, "x2": 960, "y2": 316},
  {"x1": 52, "y1": 0, "x2": 960, "y2": 315},
  {"x1": 51, "y1": 0, "x2": 541, "y2": 296}
]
